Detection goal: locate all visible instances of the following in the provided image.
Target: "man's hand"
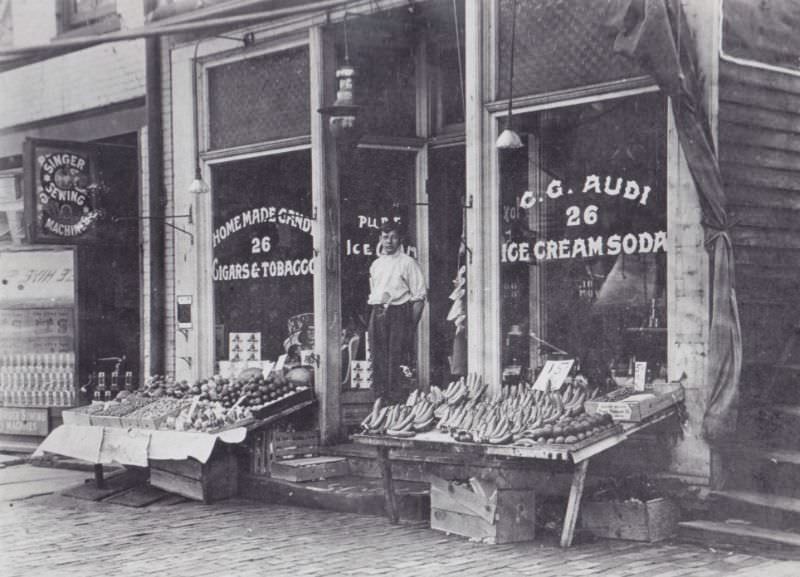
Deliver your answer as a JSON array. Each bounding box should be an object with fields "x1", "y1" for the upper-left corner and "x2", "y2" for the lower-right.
[{"x1": 412, "y1": 300, "x2": 425, "y2": 326}]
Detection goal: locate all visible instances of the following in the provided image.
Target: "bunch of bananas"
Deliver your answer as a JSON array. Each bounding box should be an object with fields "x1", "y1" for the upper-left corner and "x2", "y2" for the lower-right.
[
  {"x1": 439, "y1": 377, "x2": 607, "y2": 446},
  {"x1": 360, "y1": 394, "x2": 438, "y2": 437},
  {"x1": 442, "y1": 373, "x2": 487, "y2": 406},
  {"x1": 359, "y1": 372, "x2": 612, "y2": 447}
]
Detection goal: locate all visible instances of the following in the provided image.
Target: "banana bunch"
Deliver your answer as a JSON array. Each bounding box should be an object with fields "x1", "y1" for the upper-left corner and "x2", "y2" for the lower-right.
[
  {"x1": 426, "y1": 384, "x2": 446, "y2": 406},
  {"x1": 443, "y1": 402, "x2": 513, "y2": 445},
  {"x1": 442, "y1": 373, "x2": 487, "y2": 406},
  {"x1": 442, "y1": 376, "x2": 602, "y2": 446},
  {"x1": 360, "y1": 396, "x2": 437, "y2": 437}
]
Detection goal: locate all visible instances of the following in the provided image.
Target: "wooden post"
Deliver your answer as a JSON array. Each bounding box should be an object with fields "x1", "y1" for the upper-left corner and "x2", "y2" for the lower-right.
[
  {"x1": 310, "y1": 26, "x2": 342, "y2": 444},
  {"x1": 560, "y1": 459, "x2": 589, "y2": 547},
  {"x1": 377, "y1": 446, "x2": 399, "y2": 524}
]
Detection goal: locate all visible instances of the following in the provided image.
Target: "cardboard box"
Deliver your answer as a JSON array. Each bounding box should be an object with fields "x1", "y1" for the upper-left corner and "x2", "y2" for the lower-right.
[
  {"x1": 429, "y1": 476, "x2": 536, "y2": 544},
  {"x1": 580, "y1": 497, "x2": 679, "y2": 542},
  {"x1": 584, "y1": 383, "x2": 684, "y2": 422}
]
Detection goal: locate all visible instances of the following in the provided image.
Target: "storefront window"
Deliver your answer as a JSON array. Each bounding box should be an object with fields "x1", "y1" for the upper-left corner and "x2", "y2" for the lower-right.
[
  {"x1": 211, "y1": 151, "x2": 314, "y2": 368},
  {"x1": 499, "y1": 94, "x2": 667, "y2": 388}
]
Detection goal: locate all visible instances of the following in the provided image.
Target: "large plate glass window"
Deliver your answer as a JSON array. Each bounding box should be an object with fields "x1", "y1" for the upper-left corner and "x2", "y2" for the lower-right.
[
  {"x1": 499, "y1": 94, "x2": 667, "y2": 388},
  {"x1": 211, "y1": 151, "x2": 314, "y2": 367}
]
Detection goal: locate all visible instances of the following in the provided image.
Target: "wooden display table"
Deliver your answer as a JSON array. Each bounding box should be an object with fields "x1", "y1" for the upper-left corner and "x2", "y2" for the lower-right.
[
  {"x1": 353, "y1": 406, "x2": 677, "y2": 547},
  {"x1": 35, "y1": 398, "x2": 317, "y2": 501}
]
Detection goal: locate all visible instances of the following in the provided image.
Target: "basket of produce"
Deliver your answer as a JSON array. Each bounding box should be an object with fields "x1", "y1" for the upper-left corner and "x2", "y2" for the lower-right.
[
  {"x1": 115, "y1": 393, "x2": 158, "y2": 427},
  {"x1": 126, "y1": 397, "x2": 189, "y2": 429},
  {"x1": 62, "y1": 403, "x2": 107, "y2": 426}
]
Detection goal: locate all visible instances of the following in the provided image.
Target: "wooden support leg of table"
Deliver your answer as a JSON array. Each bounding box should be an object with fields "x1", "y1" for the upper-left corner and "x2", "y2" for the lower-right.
[
  {"x1": 377, "y1": 446, "x2": 399, "y2": 524},
  {"x1": 93, "y1": 464, "x2": 105, "y2": 489},
  {"x1": 560, "y1": 459, "x2": 589, "y2": 548}
]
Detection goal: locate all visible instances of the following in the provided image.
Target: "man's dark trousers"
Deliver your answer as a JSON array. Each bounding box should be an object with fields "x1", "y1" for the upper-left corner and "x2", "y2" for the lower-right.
[{"x1": 368, "y1": 301, "x2": 414, "y2": 404}]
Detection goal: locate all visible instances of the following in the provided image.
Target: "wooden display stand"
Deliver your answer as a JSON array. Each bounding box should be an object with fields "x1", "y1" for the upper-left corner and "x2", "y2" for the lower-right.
[
  {"x1": 353, "y1": 405, "x2": 679, "y2": 548},
  {"x1": 149, "y1": 448, "x2": 238, "y2": 503},
  {"x1": 429, "y1": 475, "x2": 536, "y2": 544}
]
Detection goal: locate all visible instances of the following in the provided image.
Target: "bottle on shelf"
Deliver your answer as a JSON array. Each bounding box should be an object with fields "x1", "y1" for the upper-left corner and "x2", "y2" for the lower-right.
[
  {"x1": 110, "y1": 371, "x2": 119, "y2": 400},
  {"x1": 97, "y1": 372, "x2": 107, "y2": 402}
]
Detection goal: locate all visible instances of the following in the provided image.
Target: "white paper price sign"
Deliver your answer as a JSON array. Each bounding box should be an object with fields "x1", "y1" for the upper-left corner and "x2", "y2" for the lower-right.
[
  {"x1": 634, "y1": 362, "x2": 647, "y2": 391},
  {"x1": 532, "y1": 359, "x2": 575, "y2": 391}
]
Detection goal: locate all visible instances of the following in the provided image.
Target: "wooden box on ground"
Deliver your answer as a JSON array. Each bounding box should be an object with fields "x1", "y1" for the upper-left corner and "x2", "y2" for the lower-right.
[
  {"x1": 149, "y1": 449, "x2": 238, "y2": 503},
  {"x1": 580, "y1": 497, "x2": 679, "y2": 542},
  {"x1": 429, "y1": 475, "x2": 536, "y2": 544},
  {"x1": 249, "y1": 429, "x2": 349, "y2": 482}
]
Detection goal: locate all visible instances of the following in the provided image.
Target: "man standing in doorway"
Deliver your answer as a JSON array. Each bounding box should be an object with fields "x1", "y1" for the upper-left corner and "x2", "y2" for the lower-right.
[{"x1": 368, "y1": 220, "x2": 427, "y2": 404}]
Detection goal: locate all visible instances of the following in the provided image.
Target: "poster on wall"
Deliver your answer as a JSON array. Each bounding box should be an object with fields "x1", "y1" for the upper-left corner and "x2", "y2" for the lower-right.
[
  {"x1": 0, "y1": 249, "x2": 75, "y2": 307},
  {"x1": 24, "y1": 138, "x2": 105, "y2": 244}
]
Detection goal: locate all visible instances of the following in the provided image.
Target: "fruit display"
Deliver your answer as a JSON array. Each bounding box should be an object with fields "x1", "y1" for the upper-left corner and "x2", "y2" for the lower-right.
[
  {"x1": 93, "y1": 393, "x2": 155, "y2": 417},
  {"x1": 360, "y1": 372, "x2": 618, "y2": 448},
  {"x1": 171, "y1": 400, "x2": 254, "y2": 433},
  {"x1": 65, "y1": 366, "x2": 314, "y2": 434},
  {"x1": 125, "y1": 396, "x2": 188, "y2": 424}
]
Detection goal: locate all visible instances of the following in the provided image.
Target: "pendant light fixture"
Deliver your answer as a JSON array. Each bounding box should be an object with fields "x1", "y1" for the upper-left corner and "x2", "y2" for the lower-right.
[
  {"x1": 496, "y1": 0, "x2": 523, "y2": 150},
  {"x1": 318, "y1": 11, "x2": 360, "y2": 138}
]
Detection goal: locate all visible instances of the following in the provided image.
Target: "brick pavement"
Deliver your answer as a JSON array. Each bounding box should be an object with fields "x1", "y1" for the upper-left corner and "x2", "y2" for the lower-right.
[{"x1": 0, "y1": 492, "x2": 798, "y2": 577}]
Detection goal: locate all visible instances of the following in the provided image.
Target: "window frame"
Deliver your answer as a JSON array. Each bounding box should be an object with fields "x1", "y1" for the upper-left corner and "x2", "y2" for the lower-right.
[{"x1": 59, "y1": 0, "x2": 119, "y2": 35}]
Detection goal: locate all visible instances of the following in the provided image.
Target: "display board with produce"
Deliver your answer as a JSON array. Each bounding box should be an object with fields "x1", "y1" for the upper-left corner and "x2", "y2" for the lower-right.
[{"x1": 62, "y1": 365, "x2": 314, "y2": 434}]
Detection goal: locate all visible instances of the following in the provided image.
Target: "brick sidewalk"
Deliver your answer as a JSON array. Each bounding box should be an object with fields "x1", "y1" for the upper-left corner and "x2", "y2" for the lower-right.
[{"x1": 0, "y1": 493, "x2": 797, "y2": 577}]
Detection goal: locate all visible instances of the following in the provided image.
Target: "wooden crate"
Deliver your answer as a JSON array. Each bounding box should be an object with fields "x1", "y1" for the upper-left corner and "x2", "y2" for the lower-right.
[
  {"x1": 270, "y1": 456, "x2": 349, "y2": 482},
  {"x1": 341, "y1": 389, "x2": 373, "y2": 427},
  {"x1": 149, "y1": 449, "x2": 238, "y2": 503},
  {"x1": 266, "y1": 429, "x2": 349, "y2": 482},
  {"x1": 249, "y1": 429, "x2": 271, "y2": 476},
  {"x1": 271, "y1": 429, "x2": 320, "y2": 460},
  {"x1": 585, "y1": 383, "x2": 684, "y2": 422},
  {"x1": 429, "y1": 476, "x2": 536, "y2": 544},
  {"x1": 250, "y1": 429, "x2": 314, "y2": 476},
  {"x1": 580, "y1": 497, "x2": 679, "y2": 542}
]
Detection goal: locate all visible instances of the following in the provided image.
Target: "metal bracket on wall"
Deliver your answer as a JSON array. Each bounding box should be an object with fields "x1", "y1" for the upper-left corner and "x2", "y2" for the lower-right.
[
  {"x1": 178, "y1": 356, "x2": 192, "y2": 370},
  {"x1": 114, "y1": 206, "x2": 194, "y2": 244}
]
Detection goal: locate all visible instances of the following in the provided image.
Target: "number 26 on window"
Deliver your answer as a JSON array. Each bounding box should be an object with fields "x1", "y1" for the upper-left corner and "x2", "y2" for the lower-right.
[
  {"x1": 565, "y1": 205, "x2": 598, "y2": 227},
  {"x1": 251, "y1": 236, "x2": 272, "y2": 254}
]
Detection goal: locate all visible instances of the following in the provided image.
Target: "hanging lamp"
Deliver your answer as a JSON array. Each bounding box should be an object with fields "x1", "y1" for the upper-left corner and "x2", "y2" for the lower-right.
[
  {"x1": 496, "y1": 0, "x2": 523, "y2": 150},
  {"x1": 318, "y1": 11, "x2": 360, "y2": 138}
]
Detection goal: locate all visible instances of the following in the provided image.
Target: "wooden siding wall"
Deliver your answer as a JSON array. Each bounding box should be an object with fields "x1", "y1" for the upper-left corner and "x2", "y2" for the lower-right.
[{"x1": 719, "y1": 60, "x2": 800, "y2": 395}]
